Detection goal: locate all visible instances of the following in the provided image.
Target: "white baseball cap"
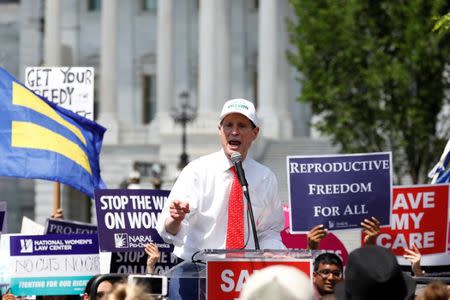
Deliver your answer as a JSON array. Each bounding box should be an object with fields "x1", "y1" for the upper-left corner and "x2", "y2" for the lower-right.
[{"x1": 219, "y1": 98, "x2": 259, "y2": 127}]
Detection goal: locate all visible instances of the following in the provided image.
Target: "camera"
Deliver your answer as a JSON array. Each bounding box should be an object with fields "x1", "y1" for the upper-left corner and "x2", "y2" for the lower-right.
[{"x1": 127, "y1": 274, "x2": 168, "y2": 297}]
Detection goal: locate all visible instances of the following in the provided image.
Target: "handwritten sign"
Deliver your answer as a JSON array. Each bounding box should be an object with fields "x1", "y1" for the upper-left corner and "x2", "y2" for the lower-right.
[
  {"x1": 24, "y1": 67, "x2": 94, "y2": 120},
  {"x1": 288, "y1": 152, "x2": 392, "y2": 232},
  {"x1": 6, "y1": 234, "x2": 99, "y2": 295},
  {"x1": 367, "y1": 184, "x2": 449, "y2": 255},
  {"x1": 94, "y1": 189, "x2": 173, "y2": 253}
]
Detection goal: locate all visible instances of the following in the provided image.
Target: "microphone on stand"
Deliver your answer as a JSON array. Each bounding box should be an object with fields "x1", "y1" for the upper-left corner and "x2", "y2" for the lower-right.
[{"x1": 230, "y1": 152, "x2": 260, "y2": 250}]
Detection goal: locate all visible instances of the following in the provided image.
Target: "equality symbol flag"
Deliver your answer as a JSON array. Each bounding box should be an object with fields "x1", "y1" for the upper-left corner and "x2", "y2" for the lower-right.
[{"x1": 0, "y1": 67, "x2": 106, "y2": 198}]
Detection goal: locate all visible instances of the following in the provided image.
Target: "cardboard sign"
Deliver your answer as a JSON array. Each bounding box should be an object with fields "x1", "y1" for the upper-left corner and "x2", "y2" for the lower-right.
[
  {"x1": 207, "y1": 260, "x2": 312, "y2": 300},
  {"x1": 94, "y1": 189, "x2": 173, "y2": 253},
  {"x1": 368, "y1": 184, "x2": 449, "y2": 255},
  {"x1": 288, "y1": 152, "x2": 392, "y2": 232},
  {"x1": 44, "y1": 218, "x2": 97, "y2": 235},
  {"x1": 24, "y1": 67, "x2": 94, "y2": 120},
  {"x1": 6, "y1": 234, "x2": 99, "y2": 295}
]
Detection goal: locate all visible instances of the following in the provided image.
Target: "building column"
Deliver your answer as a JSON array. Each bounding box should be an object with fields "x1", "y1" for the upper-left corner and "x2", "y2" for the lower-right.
[
  {"x1": 98, "y1": 0, "x2": 119, "y2": 144},
  {"x1": 44, "y1": 0, "x2": 61, "y2": 66},
  {"x1": 258, "y1": 0, "x2": 293, "y2": 139},
  {"x1": 197, "y1": 0, "x2": 230, "y2": 132},
  {"x1": 154, "y1": 0, "x2": 174, "y2": 135}
]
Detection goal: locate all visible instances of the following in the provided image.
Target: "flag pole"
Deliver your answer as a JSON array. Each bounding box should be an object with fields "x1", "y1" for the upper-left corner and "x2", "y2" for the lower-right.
[{"x1": 53, "y1": 182, "x2": 61, "y2": 214}]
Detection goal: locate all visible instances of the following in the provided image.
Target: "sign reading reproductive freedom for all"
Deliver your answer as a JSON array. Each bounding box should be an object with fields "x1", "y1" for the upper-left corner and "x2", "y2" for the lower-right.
[
  {"x1": 207, "y1": 260, "x2": 312, "y2": 300},
  {"x1": 6, "y1": 234, "x2": 99, "y2": 295},
  {"x1": 94, "y1": 189, "x2": 172, "y2": 253},
  {"x1": 370, "y1": 184, "x2": 449, "y2": 255},
  {"x1": 24, "y1": 67, "x2": 94, "y2": 120},
  {"x1": 288, "y1": 152, "x2": 392, "y2": 232}
]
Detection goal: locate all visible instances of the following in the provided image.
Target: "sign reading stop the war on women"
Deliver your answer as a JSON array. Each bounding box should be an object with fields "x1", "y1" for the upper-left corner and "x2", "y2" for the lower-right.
[
  {"x1": 288, "y1": 152, "x2": 392, "y2": 233},
  {"x1": 94, "y1": 189, "x2": 172, "y2": 253},
  {"x1": 6, "y1": 233, "x2": 99, "y2": 296},
  {"x1": 24, "y1": 67, "x2": 94, "y2": 120},
  {"x1": 368, "y1": 184, "x2": 449, "y2": 256}
]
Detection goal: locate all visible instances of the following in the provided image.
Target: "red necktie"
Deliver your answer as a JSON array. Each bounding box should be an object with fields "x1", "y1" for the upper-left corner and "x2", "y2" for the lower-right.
[{"x1": 226, "y1": 166, "x2": 244, "y2": 249}]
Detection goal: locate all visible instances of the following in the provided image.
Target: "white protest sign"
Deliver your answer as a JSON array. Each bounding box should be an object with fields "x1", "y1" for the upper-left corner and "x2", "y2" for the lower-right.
[{"x1": 24, "y1": 67, "x2": 94, "y2": 120}]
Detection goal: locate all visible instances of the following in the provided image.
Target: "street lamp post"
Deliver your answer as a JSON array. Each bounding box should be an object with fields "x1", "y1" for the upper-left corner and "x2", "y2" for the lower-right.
[{"x1": 171, "y1": 91, "x2": 196, "y2": 170}]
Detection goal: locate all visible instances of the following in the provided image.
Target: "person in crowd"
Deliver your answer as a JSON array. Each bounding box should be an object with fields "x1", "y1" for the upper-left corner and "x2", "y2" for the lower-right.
[
  {"x1": 313, "y1": 252, "x2": 344, "y2": 299},
  {"x1": 156, "y1": 98, "x2": 285, "y2": 261},
  {"x1": 403, "y1": 244, "x2": 425, "y2": 277},
  {"x1": 416, "y1": 280, "x2": 449, "y2": 300},
  {"x1": 82, "y1": 278, "x2": 113, "y2": 300},
  {"x1": 307, "y1": 217, "x2": 381, "y2": 250},
  {"x1": 144, "y1": 243, "x2": 161, "y2": 274},
  {"x1": 239, "y1": 265, "x2": 315, "y2": 300},
  {"x1": 127, "y1": 171, "x2": 141, "y2": 189},
  {"x1": 334, "y1": 245, "x2": 416, "y2": 300}
]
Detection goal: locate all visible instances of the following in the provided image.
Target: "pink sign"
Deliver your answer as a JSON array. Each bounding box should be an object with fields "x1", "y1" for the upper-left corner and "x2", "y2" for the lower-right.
[{"x1": 282, "y1": 205, "x2": 348, "y2": 265}]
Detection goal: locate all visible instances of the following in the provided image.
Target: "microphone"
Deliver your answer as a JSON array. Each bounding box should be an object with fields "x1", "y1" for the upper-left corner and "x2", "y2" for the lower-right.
[{"x1": 230, "y1": 152, "x2": 248, "y2": 191}]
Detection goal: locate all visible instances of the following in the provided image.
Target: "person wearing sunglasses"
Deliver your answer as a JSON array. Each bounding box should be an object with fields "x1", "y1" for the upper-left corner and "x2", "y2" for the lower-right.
[{"x1": 313, "y1": 252, "x2": 344, "y2": 299}]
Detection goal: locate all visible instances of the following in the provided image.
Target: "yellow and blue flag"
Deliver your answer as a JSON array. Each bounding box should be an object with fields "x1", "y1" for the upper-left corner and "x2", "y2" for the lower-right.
[{"x1": 0, "y1": 67, "x2": 106, "y2": 198}]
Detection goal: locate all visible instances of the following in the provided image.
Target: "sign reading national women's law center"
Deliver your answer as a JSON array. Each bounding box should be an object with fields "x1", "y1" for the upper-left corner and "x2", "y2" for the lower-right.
[
  {"x1": 94, "y1": 189, "x2": 172, "y2": 253},
  {"x1": 25, "y1": 67, "x2": 94, "y2": 120},
  {"x1": 288, "y1": 152, "x2": 392, "y2": 232},
  {"x1": 6, "y1": 234, "x2": 99, "y2": 295}
]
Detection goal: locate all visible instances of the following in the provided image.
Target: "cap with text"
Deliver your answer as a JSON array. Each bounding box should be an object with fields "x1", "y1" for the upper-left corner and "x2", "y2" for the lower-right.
[{"x1": 219, "y1": 98, "x2": 259, "y2": 127}]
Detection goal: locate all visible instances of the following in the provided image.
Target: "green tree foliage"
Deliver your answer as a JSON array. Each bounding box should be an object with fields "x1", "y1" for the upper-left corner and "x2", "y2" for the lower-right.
[
  {"x1": 287, "y1": 0, "x2": 450, "y2": 183},
  {"x1": 433, "y1": 12, "x2": 450, "y2": 33}
]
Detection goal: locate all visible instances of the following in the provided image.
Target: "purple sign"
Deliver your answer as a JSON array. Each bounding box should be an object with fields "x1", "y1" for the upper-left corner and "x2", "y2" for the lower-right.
[
  {"x1": 45, "y1": 218, "x2": 97, "y2": 235},
  {"x1": 9, "y1": 234, "x2": 99, "y2": 256},
  {"x1": 109, "y1": 251, "x2": 179, "y2": 275},
  {"x1": 0, "y1": 211, "x2": 5, "y2": 233},
  {"x1": 288, "y1": 152, "x2": 392, "y2": 232},
  {"x1": 94, "y1": 189, "x2": 172, "y2": 253},
  {"x1": 0, "y1": 201, "x2": 6, "y2": 233}
]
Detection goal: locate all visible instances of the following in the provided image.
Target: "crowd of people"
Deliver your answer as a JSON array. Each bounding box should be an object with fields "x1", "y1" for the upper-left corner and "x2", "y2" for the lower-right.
[{"x1": 1, "y1": 98, "x2": 449, "y2": 299}]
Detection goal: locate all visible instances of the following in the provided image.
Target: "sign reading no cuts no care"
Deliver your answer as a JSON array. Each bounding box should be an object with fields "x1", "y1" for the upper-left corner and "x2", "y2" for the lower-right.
[{"x1": 287, "y1": 152, "x2": 392, "y2": 232}]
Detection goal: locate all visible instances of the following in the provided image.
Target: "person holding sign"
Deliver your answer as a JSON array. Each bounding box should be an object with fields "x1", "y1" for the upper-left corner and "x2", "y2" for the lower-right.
[
  {"x1": 307, "y1": 217, "x2": 381, "y2": 250},
  {"x1": 156, "y1": 99, "x2": 285, "y2": 261}
]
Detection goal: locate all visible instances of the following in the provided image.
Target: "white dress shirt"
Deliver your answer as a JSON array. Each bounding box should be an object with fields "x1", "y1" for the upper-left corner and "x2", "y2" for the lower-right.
[{"x1": 156, "y1": 150, "x2": 286, "y2": 260}]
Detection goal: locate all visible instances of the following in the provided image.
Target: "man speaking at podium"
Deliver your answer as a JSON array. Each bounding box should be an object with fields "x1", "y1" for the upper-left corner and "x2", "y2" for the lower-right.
[{"x1": 156, "y1": 98, "x2": 286, "y2": 261}]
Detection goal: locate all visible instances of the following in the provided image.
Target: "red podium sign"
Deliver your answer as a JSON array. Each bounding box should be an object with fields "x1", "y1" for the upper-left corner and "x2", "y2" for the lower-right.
[{"x1": 206, "y1": 259, "x2": 312, "y2": 300}]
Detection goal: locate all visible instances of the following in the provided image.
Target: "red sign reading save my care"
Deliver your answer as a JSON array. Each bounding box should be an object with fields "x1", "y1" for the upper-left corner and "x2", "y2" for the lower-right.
[
  {"x1": 373, "y1": 184, "x2": 449, "y2": 255},
  {"x1": 206, "y1": 259, "x2": 312, "y2": 300}
]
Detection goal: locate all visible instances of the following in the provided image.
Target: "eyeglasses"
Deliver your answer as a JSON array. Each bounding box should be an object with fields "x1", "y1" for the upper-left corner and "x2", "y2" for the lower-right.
[{"x1": 315, "y1": 269, "x2": 342, "y2": 278}]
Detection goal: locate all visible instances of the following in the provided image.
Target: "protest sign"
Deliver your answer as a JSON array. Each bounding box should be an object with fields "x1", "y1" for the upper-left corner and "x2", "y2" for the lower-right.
[
  {"x1": 44, "y1": 218, "x2": 97, "y2": 235},
  {"x1": 6, "y1": 233, "x2": 99, "y2": 295},
  {"x1": 94, "y1": 189, "x2": 172, "y2": 253},
  {"x1": 109, "y1": 251, "x2": 179, "y2": 275},
  {"x1": 281, "y1": 205, "x2": 348, "y2": 264},
  {"x1": 0, "y1": 202, "x2": 6, "y2": 234},
  {"x1": 207, "y1": 259, "x2": 312, "y2": 300},
  {"x1": 24, "y1": 67, "x2": 94, "y2": 120},
  {"x1": 367, "y1": 184, "x2": 449, "y2": 255},
  {"x1": 20, "y1": 217, "x2": 44, "y2": 235},
  {"x1": 288, "y1": 152, "x2": 392, "y2": 232}
]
